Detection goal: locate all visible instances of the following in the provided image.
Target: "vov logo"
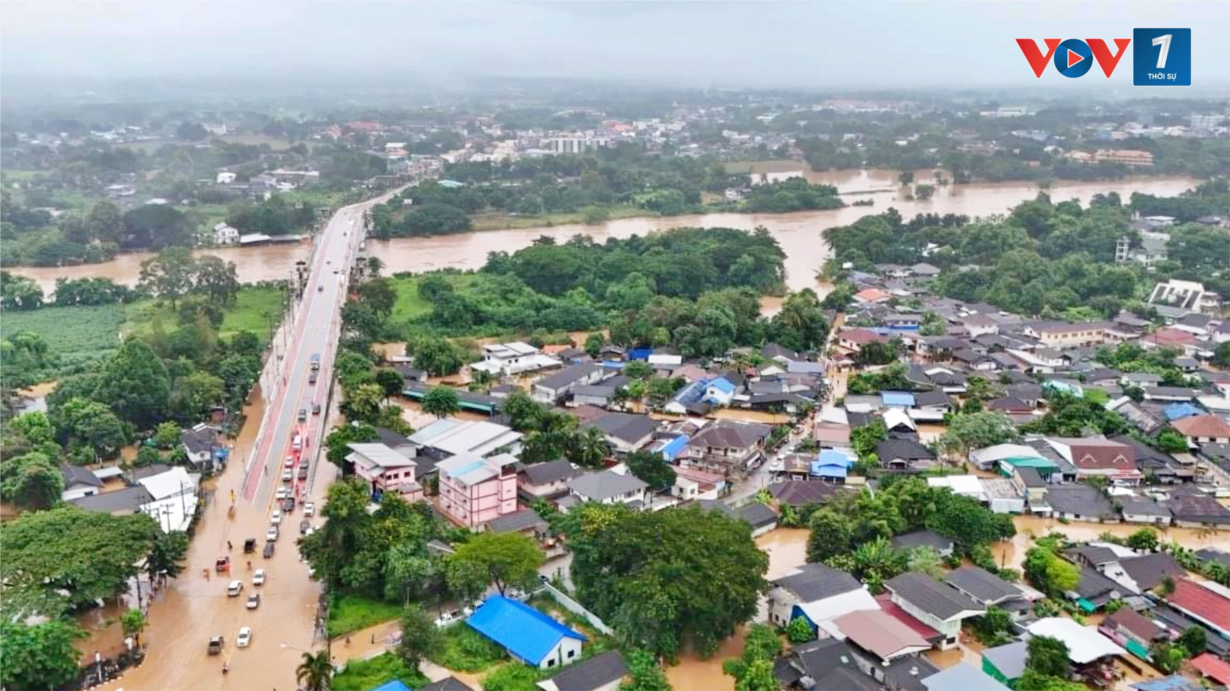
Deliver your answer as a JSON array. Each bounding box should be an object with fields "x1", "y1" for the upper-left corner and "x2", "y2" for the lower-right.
[{"x1": 1016, "y1": 38, "x2": 1133, "y2": 78}]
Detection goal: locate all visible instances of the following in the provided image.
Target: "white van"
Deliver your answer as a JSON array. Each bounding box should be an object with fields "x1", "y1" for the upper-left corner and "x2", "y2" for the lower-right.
[{"x1": 292, "y1": 434, "x2": 302, "y2": 451}]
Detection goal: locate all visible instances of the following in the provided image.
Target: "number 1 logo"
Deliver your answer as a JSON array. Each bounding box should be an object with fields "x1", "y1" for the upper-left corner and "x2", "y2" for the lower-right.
[{"x1": 1133, "y1": 28, "x2": 1192, "y2": 86}]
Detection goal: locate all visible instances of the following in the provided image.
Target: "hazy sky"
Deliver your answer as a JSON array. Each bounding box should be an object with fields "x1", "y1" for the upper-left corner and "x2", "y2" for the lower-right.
[{"x1": 3, "y1": 1, "x2": 1228, "y2": 88}]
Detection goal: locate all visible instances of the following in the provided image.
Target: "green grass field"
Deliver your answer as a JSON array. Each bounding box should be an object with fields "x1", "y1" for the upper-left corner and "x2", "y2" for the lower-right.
[
  {"x1": 123, "y1": 286, "x2": 285, "y2": 344},
  {"x1": 332, "y1": 653, "x2": 429, "y2": 691},
  {"x1": 326, "y1": 593, "x2": 405, "y2": 638},
  {"x1": 387, "y1": 273, "x2": 492, "y2": 325},
  {"x1": 0, "y1": 304, "x2": 127, "y2": 367}
]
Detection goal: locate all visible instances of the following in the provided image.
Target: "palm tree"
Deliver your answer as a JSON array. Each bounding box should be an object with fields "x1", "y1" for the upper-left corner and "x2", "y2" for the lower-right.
[
  {"x1": 570, "y1": 427, "x2": 609, "y2": 468},
  {"x1": 296, "y1": 650, "x2": 333, "y2": 691},
  {"x1": 120, "y1": 608, "x2": 146, "y2": 648}
]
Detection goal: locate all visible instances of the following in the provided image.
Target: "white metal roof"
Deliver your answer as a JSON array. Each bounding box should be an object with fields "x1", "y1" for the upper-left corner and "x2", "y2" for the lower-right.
[{"x1": 1025, "y1": 618, "x2": 1127, "y2": 664}]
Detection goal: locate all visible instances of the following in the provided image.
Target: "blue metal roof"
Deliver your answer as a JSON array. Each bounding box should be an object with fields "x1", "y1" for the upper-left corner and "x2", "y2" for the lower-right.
[
  {"x1": 1131, "y1": 675, "x2": 1204, "y2": 691},
  {"x1": 367, "y1": 681, "x2": 413, "y2": 691},
  {"x1": 708, "y1": 377, "x2": 736, "y2": 395},
  {"x1": 628, "y1": 348, "x2": 653, "y2": 361},
  {"x1": 1163, "y1": 403, "x2": 1201, "y2": 421},
  {"x1": 811, "y1": 461, "x2": 848, "y2": 479},
  {"x1": 660, "y1": 435, "x2": 689, "y2": 461},
  {"x1": 881, "y1": 391, "x2": 916, "y2": 407},
  {"x1": 466, "y1": 596, "x2": 586, "y2": 665},
  {"x1": 922, "y1": 663, "x2": 1011, "y2": 691}
]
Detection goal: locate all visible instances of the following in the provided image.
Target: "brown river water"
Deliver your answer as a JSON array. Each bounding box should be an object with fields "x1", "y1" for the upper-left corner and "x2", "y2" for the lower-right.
[{"x1": 12, "y1": 171, "x2": 1197, "y2": 295}]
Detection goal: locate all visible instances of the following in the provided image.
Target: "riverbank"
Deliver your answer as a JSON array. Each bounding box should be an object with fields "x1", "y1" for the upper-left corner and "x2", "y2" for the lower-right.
[{"x1": 7, "y1": 173, "x2": 1200, "y2": 295}]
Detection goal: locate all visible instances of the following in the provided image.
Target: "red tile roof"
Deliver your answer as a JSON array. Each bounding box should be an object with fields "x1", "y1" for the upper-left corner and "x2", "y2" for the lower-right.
[
  {"x1": 1168, "y1": 579, "x2": 1230, "y2": 634},
  {"x1": 1191, "y1": 653, "x2": 1230, "y2": 685},
  {"x1": 854, "y1": 288, "x2": 890, "y2": 303},
  {"x1": 840, "y1": 328, "x2": 889, "y2": 346},
  {"x1": 1171, "y1": 414, "x2": 1230, "y2": 439},
  {"x1": 1145, "y1": 328, "x2": 1197, "y2": 347}
]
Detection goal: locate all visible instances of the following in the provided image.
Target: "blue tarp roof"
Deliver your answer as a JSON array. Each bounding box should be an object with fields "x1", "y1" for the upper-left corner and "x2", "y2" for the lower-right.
[
  {"x1": 628, "y1": 348, "x2": 653, "y2": 361},
  {"x1": 1163, "y1": 403, "x2": 1201, "y2": 421},
  {"x1": 881, "y1": 391, "x2": 916, "y2": 407},
  {"x1": 659, "y1": 435, "x2": 689, "y2": 461},
  {"x1": 367, "y1": 681, "x2": 412, "y2": 691},
  {"x1": 466, "y1": 596, "x2": 586, "y2": 665},
  {"x1": 1131, "y1": 675, "x2": 1204, "y2": 691}
]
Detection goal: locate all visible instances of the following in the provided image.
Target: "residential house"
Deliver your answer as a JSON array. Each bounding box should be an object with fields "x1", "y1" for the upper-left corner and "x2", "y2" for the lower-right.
[
  {"x1": 581, "y1": 412, "x2": 658, "y2": 454},
  {"x1": 518, "y1": 460, "x2": 582, "y2": 499},
  {"x1": 1044, "y1": 437, "x2": 1142, "y2": 484},
  {"x1": 1098, "y1": 608, "x2": 1166, "y2": 662},
  {"x1": 737, "y1": 502, "x2": 780, "y2": 536},
  {"x1": 891, "y1": 530, "x2": 955, "y2": 558},
  {"x1": 945, "y1": 567, "x2": 1022, "y2": 608},
  {"x1": 213, "y1": 222, "x2": 240, "y2": 245},
  {"x1": 537, "y1": 651, "x2": 626, "y2": 691},
  {"x1": 1025, "y1": 617, "x2": 1128, "y2": 667},
  {"x1": 1119, "y1": 497, "x2": 1173, "y2": 526},
  {"x1": 827, "y1": 609, "x2": 932, "y2": 661},
  {"x1": 839, "y1": 328, "x2": 890, "y2": 351},
  {"x1": 1167, "y1": 492, "x2": 1230, "y2": 528},
  {"x1": 811, "y1": 449, "x2": 857, "y2": 483},
  {"x1": 670, "y1": 466, "x2": 725, "y2": 502},
  {"x1": 61, "y1": 464, "x2": 103, "y2": 501},
  {"x1": 1046, "y1": 485, "x2": 1119, "y2": 522},
  {"x1": 767, "y1": 481, "x2": 847, "y2": 510},
  {"x1": 466, "y1": 596, "x2": 587, "y2": 670},
  {"x1": 408, "y1": 420, "x2": 523, "y2": 462},
  {"x1": 566, "y1": 470, "x2": 648, "y2": 509},
  {"x1": 1024, "y1": 321, "x2": 1109, "y2": 348},
  {"x1": 1168, "y1": 579, "x2": 1230, "y2": 639},
  {"x1": 570, "y1": 385, "x2": 618, "y2": 409},
  {"x1": 473, "y1": 342, "x2": 560, "y2": 376},
  {"x1": 346, "y1": 443, "x2": 423, "y2": 500},
  {"x1": 766, "y1": 562, "x2": 879, "y2": 628},
  {"x1": 875, "y1": 438, "x2": 937, "y2": 472},
  {"x1": 921, "y1": 664, "x2": 1011, "y2": 691},
  {"x1": 981, "y1": 641, "x2": 1028, "y2": 689},
  {"x1": 436, "y1": 453, "x2": 520, "y2": 529},
  {"x1": 1171, "y1": 415, "x2": 1230, "y2": 445},
  {"x1": 485, "y1": 509, "x2": 549, "y2": 541},
  {"x1": 533, "y1": 365, "x2": 606, "y2": 404},
  {"x1": 1190, "y1": 654, "x2": 1230, "y2": 687},
  {"x1": 1108, "y1": 553, "x2": 1186, "y2": 594},
  {"x1": 884, "y1": 572, "x2": 985, "y2": 649},
  {"x1": 773, "y1": 638, "x2": 886, "y2": 691},
  {"x1": 680, "y1": 421, "x2": 772, "y2": 476},
  {"x1": 180, "y1": 423, "x2": 222, "y2": 472}
]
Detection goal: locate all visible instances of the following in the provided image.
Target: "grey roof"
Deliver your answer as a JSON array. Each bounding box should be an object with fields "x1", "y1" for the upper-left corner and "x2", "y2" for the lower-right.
[
  {"x1": 885, "y1": 572, "x2": 983, "y2": 621},
  {"x1": 1046, "y1": 485, "x2": 1118, "y2": 519},
  {"x1": 519, "y1": 459, "x2": 582, "y2": 486},
  {"x1": 982, "y1": 641, "x2": 1028, "y2": 679},
  {"x1": 571, "y1": 385, "x2": 616, "y2": 398},
  {"x1": 1118, "y1": 553, "x2": 1185, "y2": 591},
  {"x1": 418, "y1": 678, "x2": 477, "y2": 691},
  {"x1": 71, "y1": 485, "x2": 156, "y2": 513},
  {"x1": 1118, "y1": 497, "x2": 1172, "y2": 518},
  {"x1": 913, "y1": 390, "x2": 952, "y2": 408},
  {"x1": 485, "y1": 509, "x2": 548, "y2": 534},
  {"x1": 738, "y1": 502, "x2": 779, "y2": 529},
  {"x1": 537, "y1": 364, "x2": 604, "y2": 391},
  {"x1": 891, "y1": 529, "x2": 953, "y2": 552},
  {"x1": 544, "y1": 651, "x2": 627, "y2": 691},
  {"x1": 875, "y1": 438, "x2": 935, "y2": 462},
  {"x1": 180, "y1": 426, "x2": 214, "y2": 454},
  {"x1": 567, "y1": 470, "x2": 647, "y2": 501},
  {"x1": 60, "y1": 463, "x2": 102, "y2": 488},
  {"x1": 1016, "y1": 466, "x2": 1046, "y2": 487},
  {"x1": 1074, "y1": 565, "x2": 1122, "y2": 601},
  {"x1": 1167, "y1": 493, "x2": 1230, "y2": 524},
  {"x1": 584, "y1": 413, "x2": 659, "y2": 445},
  {"x1": 773, "y1": 562, "x2": 862, "y2": 603},
  {"x1": 1065, "y1": 545, "x2": 1121, "y2": 566},
  {"x1": 688, "y1": 420, "x2": 773, "y2": 450},
  {"x1": 945, "y1": 567, "x2": 1020, "y2": 604}
]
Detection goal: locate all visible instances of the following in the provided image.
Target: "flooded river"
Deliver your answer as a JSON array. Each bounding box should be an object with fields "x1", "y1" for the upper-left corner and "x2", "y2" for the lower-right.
[{"x1": 11, "y1": 171, "x2": 1198, "y2": 295}]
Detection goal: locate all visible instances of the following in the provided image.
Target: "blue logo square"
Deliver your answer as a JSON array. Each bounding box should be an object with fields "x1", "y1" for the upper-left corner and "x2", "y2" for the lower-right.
[{"x1": 1133, "y1": 28, "x2": 1192, "y2": 86}]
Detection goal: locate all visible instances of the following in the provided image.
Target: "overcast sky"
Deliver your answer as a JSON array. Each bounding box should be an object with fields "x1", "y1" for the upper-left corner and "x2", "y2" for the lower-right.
[{"x1": 3, "y1": 1, "x2": 1227, "y2": 89}]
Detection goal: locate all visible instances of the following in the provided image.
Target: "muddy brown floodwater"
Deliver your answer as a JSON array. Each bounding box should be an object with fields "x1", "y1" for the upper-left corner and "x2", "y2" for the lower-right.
[
  {"x1": 89, "y1": 386, "x2": 341, "y2": 691},
  {"x1": 11, "y1": 172, "x2": 1198, "y2": 295}
]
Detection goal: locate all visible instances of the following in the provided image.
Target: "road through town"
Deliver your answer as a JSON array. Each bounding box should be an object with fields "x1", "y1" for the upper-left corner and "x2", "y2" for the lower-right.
[{"x1": 102, "y1": 191, "x2": 397, "y2": 691}]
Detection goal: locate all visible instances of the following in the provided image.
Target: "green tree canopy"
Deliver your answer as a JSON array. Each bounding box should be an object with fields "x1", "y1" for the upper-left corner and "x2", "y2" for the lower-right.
[{"x1": 445, "y1": 531, "x2": 545, "y2": 601}]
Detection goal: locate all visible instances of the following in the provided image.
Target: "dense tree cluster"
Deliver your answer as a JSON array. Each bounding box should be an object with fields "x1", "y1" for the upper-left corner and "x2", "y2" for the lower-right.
[
  {"x1": 742, "y1": 177, "x2": 843, "y2": 213},
  {"x1": 225, "y1": 195, "x2": 317, "y2": 236},
  {"x1": 568, "y1": 502, "x2": 768, "y2": 661}
]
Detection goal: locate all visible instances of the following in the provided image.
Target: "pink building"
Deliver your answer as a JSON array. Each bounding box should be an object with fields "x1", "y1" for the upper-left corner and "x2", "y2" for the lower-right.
[
  {"x1": 347, "y1": 443, "x2": 424, "y2": 502},
  {"x1": 436, "y1": 453, "x2": 520, "y2": 529}
]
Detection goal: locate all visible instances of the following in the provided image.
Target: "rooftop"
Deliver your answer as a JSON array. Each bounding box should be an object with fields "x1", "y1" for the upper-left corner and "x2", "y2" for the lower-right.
[{"x1": 466, "y1": 596, "x2": 586, "y2": 666}]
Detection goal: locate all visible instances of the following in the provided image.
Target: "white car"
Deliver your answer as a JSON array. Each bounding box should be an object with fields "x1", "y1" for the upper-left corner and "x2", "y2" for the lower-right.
[
  {"x1": 252, "y1": 569, "x2": 266, "y2": 586},
  {"x1": 282, "y1": 469, "x2": 293, "y2": 482},
  {"x1": 270, "y1": 510, "x2": 282, "y2": 526},
  {"x1": 236, "y1": 626, "x2": 252, "y2": 648},
  {"x1": 303, "y1": 501, "x2": 315, "y2": 517},
  {"x1": 227, "y1": 580, "x2": 243, "y2": 597},
  {"x1": 283, "y1": 456, "x2": 294, "y2": 469},
  {"x1": 266, "y1": 527, "x2": 279, "y2": 542}
]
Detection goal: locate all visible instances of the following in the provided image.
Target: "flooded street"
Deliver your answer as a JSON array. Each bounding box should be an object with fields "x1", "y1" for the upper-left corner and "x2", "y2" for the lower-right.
[
  {"x1": 991, "y1": 515, "x2": 1227, "y2": 571},
  {"x1": 11, "y1": 173, "x2": 1197, "y2": 295},
  {"x1": 91, "y1": 388, "x2": 340, "y2": 691}
]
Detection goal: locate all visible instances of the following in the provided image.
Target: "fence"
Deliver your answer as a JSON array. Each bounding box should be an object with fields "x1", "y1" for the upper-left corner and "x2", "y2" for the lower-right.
[{"x1": 534, "y1": 583, "x2": 613, "y2": 636}]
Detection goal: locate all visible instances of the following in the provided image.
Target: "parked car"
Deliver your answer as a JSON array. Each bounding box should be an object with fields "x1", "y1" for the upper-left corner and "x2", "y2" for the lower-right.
[
  {"x1": 270, "y1": 509, "x2": 282, "y2": 526},
  {"x1": 236, "y1": 627, "x2": 252, "y2": 648},
  {"x1": 266, "y1": 527, "x2": 279, "y2": 542},
  {"x1": 262, "y1": 542, "x2": 275, "y2": 559},
  {"x1": 227, "y1": 580, "x2": 243, "y2": 597},
  {"x1": 246, "y1": 593, "x2": 261, "y2": 610},
  {"x1": 303, "y1": 501, "x2": 315, "y2": 517},
  {"x1": 208, "y1": 635, "x2": 224, "y2": 655},
  {"x1": 252, "y1": 569, "x2": 266, "y2": 586}
]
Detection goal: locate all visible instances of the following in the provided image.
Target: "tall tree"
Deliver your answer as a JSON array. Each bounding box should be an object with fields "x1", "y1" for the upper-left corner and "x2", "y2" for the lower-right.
[
  {"x1": 626, "y1": 450, "x2": 677, "y2": 491},
  {"x1": 94, "y1": 340, "x2": 172, "y2": 430},
  {"x1": 620, "y1": 649, "x2": 673, "y2": 691},
  {"x1": 446, "y1": 532, "x2": 544, "y2": 601},
  {"x1": 1025, "y1": 635, "x2": 1070, "y2": 679},
  {"x1": 938, "y1": 411, "x2": 1021, "y2": 457},
  {"x1": 193, "y1": 256, "x2": 240, "y2": 307},
  {"x1": 397, "y1": 604, "x2": 443, "y2": 673},
  {"x1": 0, "y1": 452, "x2": 64, "y2": 511},
  {"x1": 0, "y1": 620, "x2": 86, "y2": 691},
  {"x1": 421, "y1": 385, "x2": 461, "y2": 419},
  {"x1": 295, "y1": 651, "x2": 333, "y2": 691},
  {"x1": 806, "y1": 509, "x2": 854, "y2": 563}
]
